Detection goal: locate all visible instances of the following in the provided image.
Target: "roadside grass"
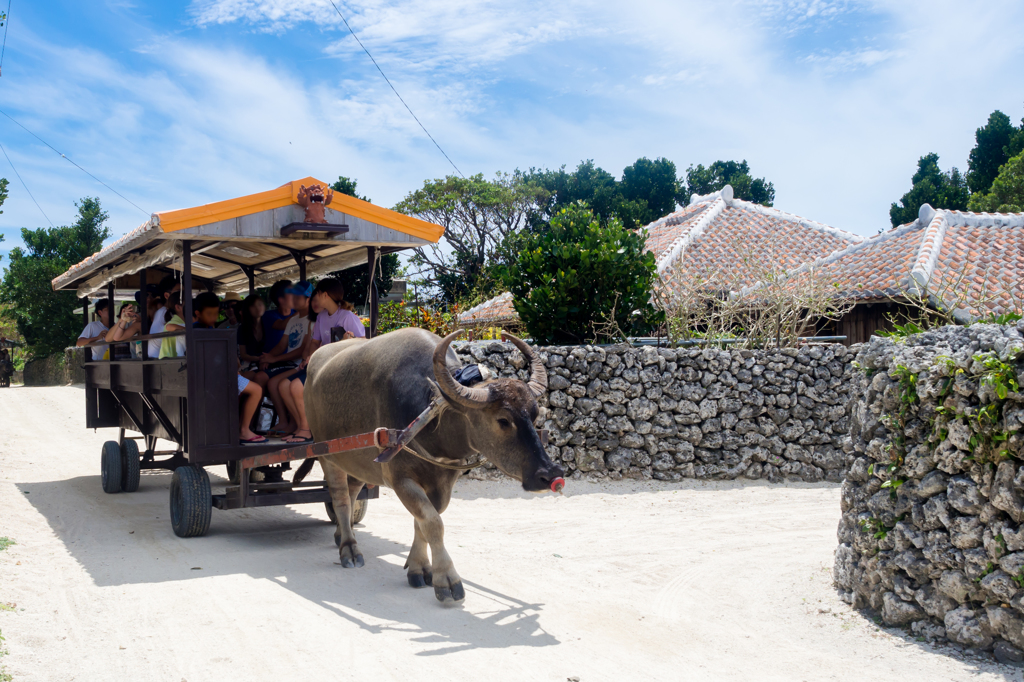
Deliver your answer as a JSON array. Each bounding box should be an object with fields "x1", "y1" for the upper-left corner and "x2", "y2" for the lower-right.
[
  {"x1": 0, "y1": 628, "x2": 10, "y2": 682},
  {"x1": 0, "y1": 537, "x2": 14, "y2": 680}
]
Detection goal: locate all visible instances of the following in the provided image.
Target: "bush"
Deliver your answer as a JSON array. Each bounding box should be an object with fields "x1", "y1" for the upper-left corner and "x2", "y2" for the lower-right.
[{"x1": 499, "y1": 201, "x2": 661, "y2": 344}]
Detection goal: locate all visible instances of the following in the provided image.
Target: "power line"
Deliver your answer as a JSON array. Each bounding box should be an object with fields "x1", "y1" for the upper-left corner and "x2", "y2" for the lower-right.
[
  {"x1": 0, "y1": 0, "x2": 11, "y2": 76},
  {"x1": 0, "y1": 139, "x2": 55, "y2": 228},
  {"x1": 0, "y1": 108, "x2": 150, "y2": 216},
  {"x1": 324, "y1": 0, "x2": 465, "y2": 178}
]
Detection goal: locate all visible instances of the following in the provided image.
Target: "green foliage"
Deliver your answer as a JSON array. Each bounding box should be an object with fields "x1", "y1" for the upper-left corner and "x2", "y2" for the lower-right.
[
  {"x1": 877, "y1": 365, "x2": 920, "y2": 496},
  {"x1": 967, "y1": 110, "x2": 1020, "y2": 195},
  {"x1": 499, "y1": 202, "x2": 661, "y2": 344},
  {"x1": 0, "y1": 537, "x2": 13, "y2": 551},
  {"x1": 330, "y1": 175, "x2": 370, "y2": 202},
  {"x1": 0, "y1": 198, "x2": 110, "y2": 358},
  {"x1": 889, "y1": 153, "x2": 969, "y2": 227},
  {"x1": 976, "y1": 311, "x2": 1024, "y2": 325},
  {"x1": 374, "y1": 301, "x2": 461, "y2": 337},
  {"x1": 0, "y1": 627, "x2": 9, "y2": 682},
  {"x1": 679, "y1": 160, "x2": 775, "y2": 206},
  {"x1": 325, "y1": 252, "x2": 399, "y2": 301},
  {"x1": 615, "y1": 157, "x2": 679, "y2": 228},
  {"x1": 395, "y1": 171, "x2": 548, "y2": 302},
  {"x1": 528, "y1": 157, "x2": 680, "y2": 229},
  {"x1": 875, "y1": 320, "x2": 925, "y2": 339},
  {"x1": 929, "y1": 352, "x2": 1021, "y2": 465},
  {"x1": 0, "y1": 177, "x2": 7, "y2": 256},
  {"x1": 977, "y1": 353, "x2": 1019, "y2": 401},
  {"x1": 859, "y1": 516, "x2": 898, "y2": 540},
  {"x1": 967, "y1": 150, "x2": 1024, "y2": 213}
]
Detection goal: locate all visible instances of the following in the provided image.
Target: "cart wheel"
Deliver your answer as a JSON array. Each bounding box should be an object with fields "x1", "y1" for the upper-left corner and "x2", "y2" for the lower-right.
[
  {"x1": 225, "y1": 461, "x2": 238, "y2": 483},
  {"x1": 352, "y1": 497, "x2": 368, "y2": 525},
  {"x1": 170, "y1": 465, "x2": 212, "y2": 538},
  {"x1": 121, "y1": 439, "x2": 141, "y2": 493},
  {"x1": 101, "y1": 441, "x2": 123, "y2": 494},
  {"x1": 325, "y1": 497, "x2": 368, "y2": 530}
]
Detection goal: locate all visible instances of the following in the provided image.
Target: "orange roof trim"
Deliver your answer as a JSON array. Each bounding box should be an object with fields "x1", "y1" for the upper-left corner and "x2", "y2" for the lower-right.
[{"x1": 156, "y1": 177, "x2": 444, "y2": 242}]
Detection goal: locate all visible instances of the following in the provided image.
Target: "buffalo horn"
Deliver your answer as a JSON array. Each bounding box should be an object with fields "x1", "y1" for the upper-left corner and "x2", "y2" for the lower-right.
[
  {"x1": 433, "y1": 331, "x2": 492, "y2": 409},
  {"x1": 501, "y1": 333, "x2": 548, "y2": 397}
]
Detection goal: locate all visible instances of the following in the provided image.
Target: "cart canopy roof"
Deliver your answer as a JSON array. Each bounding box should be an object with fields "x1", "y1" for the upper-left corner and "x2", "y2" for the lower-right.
[{"x1": 52, "y1": 177, "x2": 443, "y2": 297}]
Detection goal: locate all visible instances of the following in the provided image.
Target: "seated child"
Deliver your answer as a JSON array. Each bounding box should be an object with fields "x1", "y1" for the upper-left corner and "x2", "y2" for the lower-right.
[
  {"x1": 77, "y1": 298, "x2": 112, "y2": 360},
  {"x1": 159, "y1": 293, "x2": 187, "y2": 358}
]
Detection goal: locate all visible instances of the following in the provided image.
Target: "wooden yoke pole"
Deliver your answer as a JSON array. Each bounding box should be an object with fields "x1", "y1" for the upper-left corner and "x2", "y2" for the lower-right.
[{"x1": 367, "y1": 246, "x2": 379, "y2": 338}]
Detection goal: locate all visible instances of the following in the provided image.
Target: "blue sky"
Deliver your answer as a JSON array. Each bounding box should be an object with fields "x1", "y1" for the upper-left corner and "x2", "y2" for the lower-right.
[{"x1": 1, "y1": 0, "x2": 1023, "y2": 263}]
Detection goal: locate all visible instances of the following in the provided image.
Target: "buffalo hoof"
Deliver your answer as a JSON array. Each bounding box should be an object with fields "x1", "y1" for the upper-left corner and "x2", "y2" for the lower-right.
[
  {"x1": 407, "y1": 572, "x2": 433, "y2": 588},
  {"x1": 338, "y1": 541, "x2": 364, "y2": 569},
  {"x1": 434, "y1": 580, "x2": 466, "y2": 604},
  {"x1": 338, "y1": 554, "x2": 365, "y2": 568}
]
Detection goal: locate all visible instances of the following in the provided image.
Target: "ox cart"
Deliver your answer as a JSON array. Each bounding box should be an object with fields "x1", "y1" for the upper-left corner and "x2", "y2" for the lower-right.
[{"x1": 51, "y1": 178, "x2": 446, "y2": 537}]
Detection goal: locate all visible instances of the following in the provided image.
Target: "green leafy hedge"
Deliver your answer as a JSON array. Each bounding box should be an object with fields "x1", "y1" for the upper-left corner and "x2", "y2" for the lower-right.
[{"x1": 499, "y1": 201, "x2": 661, "y2": 344}]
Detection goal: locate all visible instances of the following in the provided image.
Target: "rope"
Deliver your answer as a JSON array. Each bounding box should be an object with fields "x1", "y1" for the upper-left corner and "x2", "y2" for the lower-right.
[
  {"x1": 0, "y1": 108, "x2": 150, "y2": 216},
  {"x1": 0, "y1": 139, "x2": 54, "y2": 227},
  {"x1": 0, "y1": 0, "x2": 11, "y2": 75},
  {"x1": 323, "y1": 0, "x2": 464, "y2": 178}
]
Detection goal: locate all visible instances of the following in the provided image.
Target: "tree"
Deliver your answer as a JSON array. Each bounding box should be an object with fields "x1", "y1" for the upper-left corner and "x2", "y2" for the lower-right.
[
  {"x1": 527, "y1": 158, "x2": 680, "y2": 229},
  {"x1": 889, "y1": 153, "x2": 969, "y2": 227},
  {"x1": 395, "y1": 171, "x2": 549, "y2": 303},
  {"x1": 499, "y1": 201, "x2": 661, "y2": 344},
  {"x1": 679, "y1": 160, "x2": 775, "y2": 206},
  {"x1": 618, "y1": 157, "x2": 678, "y2": 228},
  {"x1": 967, "y1": 151, "x2": 1024, "y2": 213},
  {"x1": 966, "y1": 111, "x2": 1019, "y2": 195},
  {"x1": 330, "y1": 175, "x2": 370, "y2": 202},
  {"x1": 528, "y1": 161, "x2": 620, "y2": 224},
  {"x1": 325, "y1": 175, "x2": 398, "y2": 298},
  {"x1": 0, "y1": 198, "x2": 110, "y2": 358},
  {"x1": 0, "y1": 177, "x2": 7, "y2": 254}
]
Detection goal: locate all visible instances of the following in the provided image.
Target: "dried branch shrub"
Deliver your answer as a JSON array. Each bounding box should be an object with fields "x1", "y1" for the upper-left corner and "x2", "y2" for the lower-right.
[{"x1": 655, "y1": 236, "x2": 854, "y2": 348}]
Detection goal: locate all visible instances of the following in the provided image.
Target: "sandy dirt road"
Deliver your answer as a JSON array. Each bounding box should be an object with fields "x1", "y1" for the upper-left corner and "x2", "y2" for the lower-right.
[{"x1": 0, "y1": 386, "x2": 1020, "y2": 682}]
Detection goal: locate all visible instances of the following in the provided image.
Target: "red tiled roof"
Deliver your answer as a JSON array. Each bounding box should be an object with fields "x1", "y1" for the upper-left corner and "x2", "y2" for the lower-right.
[
  {"x1": 459, "y1": 292, "x2": 518, "y2": 326},
  {"x1": 459, "y1": 187, "x2": 862, "y2": 327},
  {"x1": 653, "y1": 192, "x2": 861, "y2": 296},
  {"x1": 807, "y1": 207, "x2": 1024, "y2": 317}
]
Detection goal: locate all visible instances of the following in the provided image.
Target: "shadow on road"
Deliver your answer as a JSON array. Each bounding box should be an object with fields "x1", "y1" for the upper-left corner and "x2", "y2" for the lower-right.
[{"x1": 17, "y1": 472, "x2": 559, "y2": 655}]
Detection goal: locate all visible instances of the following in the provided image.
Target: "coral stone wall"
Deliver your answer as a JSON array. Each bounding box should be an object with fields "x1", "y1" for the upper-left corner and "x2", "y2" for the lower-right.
[
  {"x1": 835, "y1": 325, "x2": 1024, "y2": 659},
  {"x1": 452, "y1": 341, "x2": 855, "y2": 482}
]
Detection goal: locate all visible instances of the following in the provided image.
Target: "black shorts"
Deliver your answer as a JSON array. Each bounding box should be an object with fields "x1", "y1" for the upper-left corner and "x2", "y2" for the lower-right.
[
  {"x1": 292, "y1": 369, "x2": 307, "y2": 385},
  {"x1": 265, "y1": 365, "x2": 299, "y2": 379}
]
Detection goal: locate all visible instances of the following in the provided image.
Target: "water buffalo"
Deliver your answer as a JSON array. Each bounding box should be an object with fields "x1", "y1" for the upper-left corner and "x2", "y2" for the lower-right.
[{"x1": 303, "y1": 328, "x2": 565, "y2": 604}]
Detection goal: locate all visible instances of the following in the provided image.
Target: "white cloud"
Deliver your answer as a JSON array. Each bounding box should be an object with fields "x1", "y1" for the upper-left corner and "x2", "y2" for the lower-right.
[{"x1": 1, "y1": 0, "x2": 1023, "y2": 250}]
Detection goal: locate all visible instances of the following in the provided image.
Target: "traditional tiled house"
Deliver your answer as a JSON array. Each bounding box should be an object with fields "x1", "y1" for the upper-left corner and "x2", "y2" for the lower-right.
[
  {"x1": 459, "y1": 187, "x2": 1024, "y2": 345},
  {"x1": 459, "y1": 185, "x2": 863, "y2": 330},
  {"x1": 797, "y1": 204, "x2": 1024, "y2": 342}
]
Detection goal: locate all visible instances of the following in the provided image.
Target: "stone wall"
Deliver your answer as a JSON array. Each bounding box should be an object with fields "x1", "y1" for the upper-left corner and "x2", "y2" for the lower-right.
[
  {"x1": 452, "y1": 341, "x2": 855, "y2": 482},
  {"x1": 20, "y1": 348, "x2": 87, "y2": 386},
  {"x1": 22, "y1": 353, "x2": 66, "y2": 386},
  {"x1": 834, "y1": 324, "x2": 1024, "y2": 663}
]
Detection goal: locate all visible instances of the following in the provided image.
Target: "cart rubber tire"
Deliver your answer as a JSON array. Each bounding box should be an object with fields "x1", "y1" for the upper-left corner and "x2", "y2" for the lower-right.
[
  {"x1": 101, "y1": 441, "x2": 123, "y2": 494},
  {"x1": 325, "y1": 497, "x2": 368, "y2": 533},
  {"x1": 121, "y1": 439, "x2": 141, "y2": 493},
  {"x1": 170, "y1": 465, "x2": 212, "y2": 538},
  {"x1": 225, "y1": 461, "x2": 238, "y2": 484},
  {"x1": 352, "y1": 497, "x2": 368, "y2": 525}
]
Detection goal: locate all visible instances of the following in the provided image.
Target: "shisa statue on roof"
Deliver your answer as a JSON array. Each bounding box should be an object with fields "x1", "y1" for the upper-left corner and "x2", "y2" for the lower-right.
[{"x1": 297, "y1": 183, "x2": 334, "y2": 224}]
